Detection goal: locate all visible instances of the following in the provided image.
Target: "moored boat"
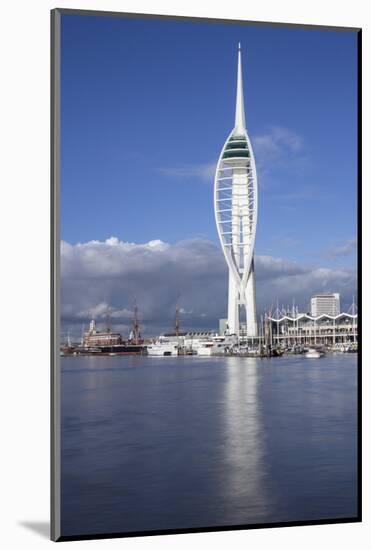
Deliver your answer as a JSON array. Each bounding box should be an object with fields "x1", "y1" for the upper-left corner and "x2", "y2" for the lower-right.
[
  {"x1": 147, "y1": 337, "x2": 179, "y2": 356},
  {"x1": 305, "y1": 348, "x2": 325, "y2": 358}
]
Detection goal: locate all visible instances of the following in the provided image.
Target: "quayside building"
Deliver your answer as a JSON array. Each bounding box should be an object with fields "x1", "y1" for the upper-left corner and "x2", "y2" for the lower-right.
[
  {"x1": 83, "y1": 319, "x2": 122, "y2": 347},
  {"x1": 310, "y1": 293, "x2": 340, "y2": 317},
  {"x1": 267, "y1": 311, "x2": 358, "y2": 347}
]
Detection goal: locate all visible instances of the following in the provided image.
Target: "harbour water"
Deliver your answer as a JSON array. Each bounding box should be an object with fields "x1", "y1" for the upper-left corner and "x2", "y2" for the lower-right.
[{"x1": 61, "y1": 354, "x2": 358, "y2": 537}]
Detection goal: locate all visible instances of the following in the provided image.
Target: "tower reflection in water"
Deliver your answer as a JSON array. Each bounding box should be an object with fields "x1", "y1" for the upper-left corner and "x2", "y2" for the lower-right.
[{"x1": 221, "y1": 357, "x2": 273, "y2": 525}]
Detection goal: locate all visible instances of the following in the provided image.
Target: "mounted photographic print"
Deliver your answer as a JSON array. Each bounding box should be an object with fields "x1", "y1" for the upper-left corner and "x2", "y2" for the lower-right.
[{"x1": 51, "y1": 8, "x2": 361, "y2": 541}]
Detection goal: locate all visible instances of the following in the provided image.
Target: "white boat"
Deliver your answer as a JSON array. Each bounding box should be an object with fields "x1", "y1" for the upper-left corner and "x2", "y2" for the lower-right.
[
  {"x1": 305, "y1": 348, "x2": 325, "y2": 358},
  {"x1": 197, "y1": 340, "x2": 227, "y2": 356},
  {"x1": 197, "y1": 342, "x2": 216, "y2": 356},
  {"x1": 147, "y1": 337, "x2": 179, "y2": 356}
]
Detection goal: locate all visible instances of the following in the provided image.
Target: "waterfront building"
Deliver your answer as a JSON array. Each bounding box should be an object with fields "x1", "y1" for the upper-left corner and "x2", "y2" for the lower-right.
[
  {"x1": 268, "y1": 311, "x2": 357, "y2": 347},
  {"x1": 310, "y1": 293, "x2": 340, "y2": 317},
  {"x1": 83, "y1": 319, "x2": 122, "y2": 348},
  {"x1": 214, "y1": 44, "x2": 258, "y2": 337}
]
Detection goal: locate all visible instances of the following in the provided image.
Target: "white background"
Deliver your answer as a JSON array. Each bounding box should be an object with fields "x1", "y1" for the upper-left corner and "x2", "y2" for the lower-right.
[{"x1": 0, "y1": 0, "x2": 369, "y2": 547}]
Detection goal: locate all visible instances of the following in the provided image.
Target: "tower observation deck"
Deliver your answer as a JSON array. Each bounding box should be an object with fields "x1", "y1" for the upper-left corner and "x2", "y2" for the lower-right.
[{"x1": 214, "y1": 44, "x2": 258, "y2": 337}]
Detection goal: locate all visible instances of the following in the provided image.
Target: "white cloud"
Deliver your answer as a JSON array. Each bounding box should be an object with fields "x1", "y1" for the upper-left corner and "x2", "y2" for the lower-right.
[
  {"x1": 326, "y1": 238, "x2": 357, "y2": 259},
  {"x1": 61, "y1": 237, "x2": 357, "y2": 338},
  {"x1": 251, "y1": 126, "x2": 308, "y2": 191},
  {"x1": 253, "y1": 126, "x2": 303, "y2": 161},
  {"x1": 157, "y1": 162, "x2": 216, "y2": 183}
]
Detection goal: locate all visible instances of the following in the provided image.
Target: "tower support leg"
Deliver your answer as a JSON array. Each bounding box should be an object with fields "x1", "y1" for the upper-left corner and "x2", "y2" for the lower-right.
[
  {"x1": 245, "y1": 262, "x2": 257, "y2": 337},
  {"x1": 228, "y1": 274, "x2": 239, "y2": 335}
]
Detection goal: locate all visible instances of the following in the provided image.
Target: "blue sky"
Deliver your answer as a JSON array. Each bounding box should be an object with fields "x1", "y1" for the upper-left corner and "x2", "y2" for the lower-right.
[{"x1": 60, "y1": 13, "x2": 358, "y2": 333}]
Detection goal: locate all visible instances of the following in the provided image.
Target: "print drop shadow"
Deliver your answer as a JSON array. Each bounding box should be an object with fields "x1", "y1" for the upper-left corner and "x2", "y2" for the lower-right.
[{"x1": 19, "y1": 521, "x2": 50, "y2": 539}]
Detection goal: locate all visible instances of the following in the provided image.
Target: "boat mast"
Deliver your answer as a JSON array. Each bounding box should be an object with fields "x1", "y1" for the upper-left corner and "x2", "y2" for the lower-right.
[
  {"x1": 175, "y1": 304, "x2": 180, "y2": 337},
  {"x1": 132, "y1": 303, "x2": 141, "y2": 344}
]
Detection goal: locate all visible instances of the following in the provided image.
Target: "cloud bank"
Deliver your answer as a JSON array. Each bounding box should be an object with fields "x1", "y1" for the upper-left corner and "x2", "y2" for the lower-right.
[{"x1": 61, "y1": 237, "x2": 357, "y2": 339}]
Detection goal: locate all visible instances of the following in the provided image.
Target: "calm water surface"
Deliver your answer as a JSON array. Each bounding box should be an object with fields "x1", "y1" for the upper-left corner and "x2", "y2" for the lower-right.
[{"x1": 61, "y1": 354, "x2": 358, "y2": 536}]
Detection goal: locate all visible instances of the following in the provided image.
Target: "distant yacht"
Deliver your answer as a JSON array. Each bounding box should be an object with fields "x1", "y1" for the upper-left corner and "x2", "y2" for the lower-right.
[{"x1": 305, "y1": 348, "x2": 325, "y2": 358}]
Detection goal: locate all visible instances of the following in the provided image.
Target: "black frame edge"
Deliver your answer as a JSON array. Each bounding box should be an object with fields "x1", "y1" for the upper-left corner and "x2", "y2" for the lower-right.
[{"x1": 56, "y1": 516, "x2": 361, "y2": 543}]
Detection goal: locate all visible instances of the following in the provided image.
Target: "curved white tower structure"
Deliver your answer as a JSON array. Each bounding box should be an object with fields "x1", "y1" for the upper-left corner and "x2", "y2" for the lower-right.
[{"x1": 214, "y1": 44, "x2": 258, "y2": 337}]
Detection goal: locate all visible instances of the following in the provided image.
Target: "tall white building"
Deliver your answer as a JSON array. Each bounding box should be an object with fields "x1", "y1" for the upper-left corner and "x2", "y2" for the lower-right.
[
  {"x1": 89, "y1": 319, "x2": 96, "y2": 334},
  {"x1": 310, "y1": 293, "x2": 340, "y2": 317},
  {"x1": 214, "y1": 44, "x2": 258, "y2": 337}
]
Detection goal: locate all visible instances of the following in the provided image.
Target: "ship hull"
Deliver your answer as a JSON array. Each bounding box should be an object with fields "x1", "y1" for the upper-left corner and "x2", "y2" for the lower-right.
[{"x1": 98, "y1": 344, "x2": 147, "y2": 355}]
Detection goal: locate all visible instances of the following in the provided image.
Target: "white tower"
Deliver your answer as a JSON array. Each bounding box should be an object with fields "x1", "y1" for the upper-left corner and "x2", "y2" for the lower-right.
[{"x1": 214, "y1": 44, "x2": 258, "y2": 337}]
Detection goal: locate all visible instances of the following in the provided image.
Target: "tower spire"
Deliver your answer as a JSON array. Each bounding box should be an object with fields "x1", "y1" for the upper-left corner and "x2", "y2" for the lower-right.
[{"x1": 234, "y1": 43, "x2": 246, "y2": 133}]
